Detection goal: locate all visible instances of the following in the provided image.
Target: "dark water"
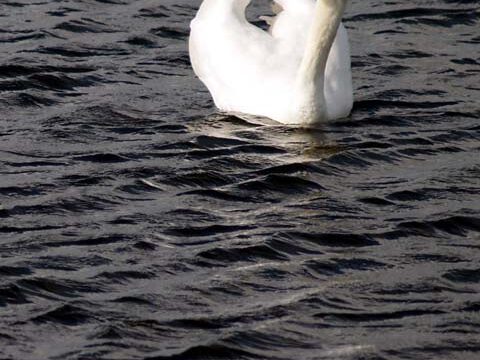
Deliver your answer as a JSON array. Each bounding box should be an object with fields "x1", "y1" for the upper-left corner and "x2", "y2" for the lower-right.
[{"x1": 1, "y1": 0, "x2": 480, "y2": 359}]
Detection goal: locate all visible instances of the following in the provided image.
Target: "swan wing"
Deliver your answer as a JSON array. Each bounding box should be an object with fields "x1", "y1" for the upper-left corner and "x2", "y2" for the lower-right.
[
  {"x1": 190, "y1": 1, "x2": 283, "y2": 115},
  {"x1": 268, "y1": 0, "x2": 314, "y2": 41}
]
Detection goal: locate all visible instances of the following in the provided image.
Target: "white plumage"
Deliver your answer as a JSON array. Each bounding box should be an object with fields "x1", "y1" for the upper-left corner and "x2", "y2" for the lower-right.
[{"x1": 189, "y1": 0, "x2": 353, "y2": 126}]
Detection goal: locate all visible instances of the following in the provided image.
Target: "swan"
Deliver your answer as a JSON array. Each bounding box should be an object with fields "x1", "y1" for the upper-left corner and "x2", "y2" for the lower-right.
[{"x1": 189, "y1": 0, "x2": 353, "y2": 127}]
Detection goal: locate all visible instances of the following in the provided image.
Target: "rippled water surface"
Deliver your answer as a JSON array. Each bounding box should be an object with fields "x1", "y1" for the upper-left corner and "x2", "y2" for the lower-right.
[{"x1": 1, "y1": 0, "x2": 480, "y2": 359}]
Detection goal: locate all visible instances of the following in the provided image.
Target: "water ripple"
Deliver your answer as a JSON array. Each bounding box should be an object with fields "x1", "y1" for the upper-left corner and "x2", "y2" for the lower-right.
[{"x1": 0, "y1": 0, "x2": 479, "y2": 359}]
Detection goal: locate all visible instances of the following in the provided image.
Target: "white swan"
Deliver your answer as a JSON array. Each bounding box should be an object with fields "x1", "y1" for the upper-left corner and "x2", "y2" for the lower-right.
[{"x1": 189, "y1": 0, "x2": 353, "y2": 127}]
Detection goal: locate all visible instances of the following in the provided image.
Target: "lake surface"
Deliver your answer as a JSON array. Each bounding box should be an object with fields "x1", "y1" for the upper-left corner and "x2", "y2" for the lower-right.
[{"x1": 1, "y1": 0, "x2": 479, "y2": 359}]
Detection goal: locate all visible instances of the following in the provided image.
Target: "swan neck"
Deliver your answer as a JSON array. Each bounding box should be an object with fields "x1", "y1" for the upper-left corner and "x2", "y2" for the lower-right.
[{"x1": 297, "y1": 0, "x2": 347, "y2": 85}]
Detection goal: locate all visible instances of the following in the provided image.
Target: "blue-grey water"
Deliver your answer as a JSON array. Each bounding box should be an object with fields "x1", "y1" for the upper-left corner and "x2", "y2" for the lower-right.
[{"x1": 1, "y1": 0, "x2": 480, "y2": 359}]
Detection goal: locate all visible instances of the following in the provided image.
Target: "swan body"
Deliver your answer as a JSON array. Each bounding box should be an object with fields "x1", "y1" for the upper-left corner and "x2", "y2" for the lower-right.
[{"x1": 189, "y1": 0, "x2": 353, "y2": 126}]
